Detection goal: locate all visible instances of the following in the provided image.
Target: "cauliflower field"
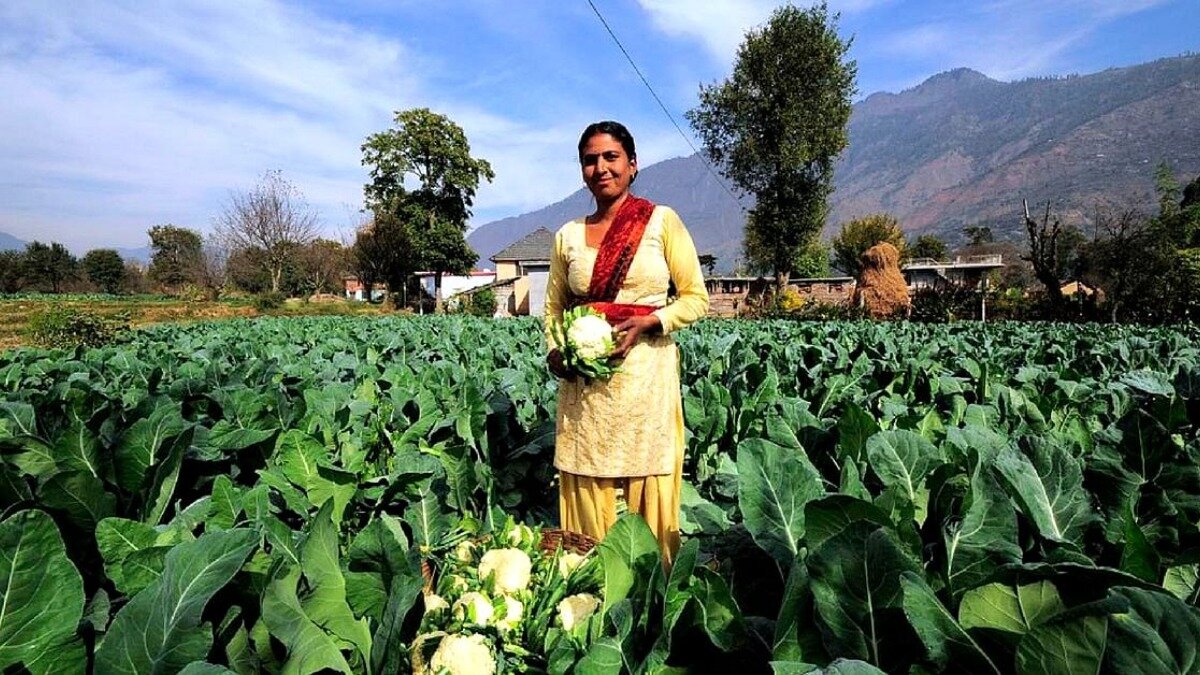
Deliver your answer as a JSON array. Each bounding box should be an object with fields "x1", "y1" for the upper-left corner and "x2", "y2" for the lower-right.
[{"x1": 1, "y1": 315, "x2": 1200, "y2": 674}]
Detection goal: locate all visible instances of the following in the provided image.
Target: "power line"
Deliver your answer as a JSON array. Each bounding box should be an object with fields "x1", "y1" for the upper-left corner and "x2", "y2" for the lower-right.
[{"x1": 584, "y1": 0, "x2": 746, "y2": 212}]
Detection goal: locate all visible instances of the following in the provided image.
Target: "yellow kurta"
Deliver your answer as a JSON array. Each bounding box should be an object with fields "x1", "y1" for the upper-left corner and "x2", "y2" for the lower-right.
[{"x1": 544, "y1": 204, "x2": 708, "y2": 562}]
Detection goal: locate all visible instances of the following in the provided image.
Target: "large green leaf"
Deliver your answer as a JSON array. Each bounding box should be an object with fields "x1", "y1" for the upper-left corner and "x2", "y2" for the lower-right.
[
  {"x1": 39, "y1": 469, "x2": 115, "y2": 528},
  {"x1": 0, "y1": 510, "x2": 85, "y2": 672},
  {"x1": 345, "y1": 515, "x2": 414, "y2": 622},
  {"x1": 262, "y1": 566, "x2": 354, "y2": 675},
  {"x1": 94, "y1": 528, "x2": 259, "y2": 674},
  {"x1": 736, "y1": 438, "x2": 824, "y2": 564},
  {"x1": 900, "y1": 572, "x2": 1001, "y2": 674},
  {"x1": 1015, "y1": 614, "x2": 1107, "y2": 675},
  {"x1": 945, "y1": 468, "x2": 1021, "y2": 596},
  {"x1": 865, "y1": 430, "x2": 940, "y2": 507},
  {"x1": 274, "y1": 430, "x2": 356, "y2": 521},
  {"x1": 959, "y1": 581, "x2": 1065, "y2": 635},
  {"x1": 808, "y1": 522, "x2": 920, "y2": 668},
  {"x1": 596, "y1": 514, "x2": 661, "y2": 610},
  {"x1": 112, "y1": 403, "x2": 190, "y2": 492},
  {"x1": 993, "y1": 444, "x2": 1093, "y2": 544},
  {"x1": 296, "y1": 504, "x2": 372, "y2": 665},
  {"x1": 1103, "y1": 587, "x2": 1200, "y2": 674}
]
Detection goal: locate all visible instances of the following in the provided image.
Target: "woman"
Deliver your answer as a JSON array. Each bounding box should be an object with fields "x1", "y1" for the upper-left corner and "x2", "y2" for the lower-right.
[{"x1": 544, "y1": 121, "x2": 709, "y2": 565}]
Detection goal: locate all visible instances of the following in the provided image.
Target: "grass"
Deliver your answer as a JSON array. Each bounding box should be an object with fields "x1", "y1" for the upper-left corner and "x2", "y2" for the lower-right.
[{"x1": 0, "y1": 294, "x2": 391, "y2": 349}]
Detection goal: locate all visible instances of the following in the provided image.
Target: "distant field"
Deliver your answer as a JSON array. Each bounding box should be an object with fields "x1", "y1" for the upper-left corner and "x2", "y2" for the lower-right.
[{"x1": 0, "y1": 294, "x2": 389, "y2": 348}]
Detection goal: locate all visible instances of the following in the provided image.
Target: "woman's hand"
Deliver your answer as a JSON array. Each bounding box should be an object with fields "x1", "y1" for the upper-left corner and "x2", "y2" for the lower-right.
[
  {"x1": 547, "y1": 348, "x2": 574, "y2": 380},
  {"x1": 610, "y1": 315, "x2": 661, "y2": 359}
]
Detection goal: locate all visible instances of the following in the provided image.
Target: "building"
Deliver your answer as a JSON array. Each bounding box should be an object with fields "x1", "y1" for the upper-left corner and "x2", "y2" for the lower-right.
[
  {"x1": 490, "y1": 228, "x2": 554, "y2": 316},
  {"x1": 416, "y1": 270, "x2": 497, "y2": 300},
  {"x1": 902, "y1": 254, "x2": 1005, "y2": 290},
  {"x1": 342, "y1": 275, "x2": 386, "y2": 302}
]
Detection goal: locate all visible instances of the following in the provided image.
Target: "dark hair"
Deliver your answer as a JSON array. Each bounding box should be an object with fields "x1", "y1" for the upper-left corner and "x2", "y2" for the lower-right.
[{"x1": 577, "y1": 120, "x2": 636, "y2": 162}]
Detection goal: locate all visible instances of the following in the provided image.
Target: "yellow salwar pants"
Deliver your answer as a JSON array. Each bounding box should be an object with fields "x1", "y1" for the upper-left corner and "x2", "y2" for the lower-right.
[{"x1": 558, "y1": 438, "x2": 684, "y2": 566}]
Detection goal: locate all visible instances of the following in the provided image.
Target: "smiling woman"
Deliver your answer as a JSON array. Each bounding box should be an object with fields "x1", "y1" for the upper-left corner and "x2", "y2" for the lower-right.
[{"x1": 544, "y1": 120, "x2": 709, "y2": 566}]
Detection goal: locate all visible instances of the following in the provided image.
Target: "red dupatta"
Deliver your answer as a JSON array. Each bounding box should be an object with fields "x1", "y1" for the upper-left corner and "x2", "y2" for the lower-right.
[{"x1": 578, "y1": 195, "x2": 658, "y2": 326}]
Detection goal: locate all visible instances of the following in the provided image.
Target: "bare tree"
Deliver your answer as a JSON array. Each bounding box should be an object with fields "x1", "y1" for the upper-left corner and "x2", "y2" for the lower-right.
[
  {"x1": 297, "y1": 239, "x2": 349, "y2": 295},
  {"x1": 1022, "y1": 199, "x2": 1084, "y2": 312},
  {"x1": 215, "y1": 170, "x2": 319, "y2": 293},
  {"x1": 195, "y1": 234, "x2": 230, "y2": 300}
]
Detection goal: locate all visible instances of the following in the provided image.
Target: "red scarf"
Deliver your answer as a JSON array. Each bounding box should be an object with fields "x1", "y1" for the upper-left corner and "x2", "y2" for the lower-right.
[{"x1": 579, "y1": 196, "x2": 657, "y2": 326}]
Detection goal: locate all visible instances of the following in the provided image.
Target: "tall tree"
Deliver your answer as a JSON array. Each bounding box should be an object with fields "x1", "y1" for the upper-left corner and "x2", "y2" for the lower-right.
[
  {"x1": 296, "y1": 239, "x2": 349, "y2": 295},
  {"x1": 148, "y1": 225, "x2": 203, "y2": 290},
  {"x1": 908, "y1": 234, "x2": 949, "y2": 262},
  {"x1": 22, "y1": 241, "x2": 77, "y2": 293},
  {"x1": 361, "y1": 108, "x2": 494, "y2": 312},
  {"x1": 353, "y1": 211, "x2": 414, "y2": 304},
  {"x1": 1022, "y1": 200, "x2": 1085, "y2": 311},
  {"x1": 831, "y1": 213, "x2": 906, "y2": 277},
  {"x1": 0, "y1": 251, "x2": 24, "y2": 293},
  {"x1": 215, "y1": 170, "x2": 319, "y2": 294},
  {"x1": 687, "y1": 3, "x2": 856, "y2": 292},
  {"x1": 962, "y1": 225, "x2": 994, "y2": 246},
  {"x1": 82, "y1": 249, "x2": 125, "y2": 294}
]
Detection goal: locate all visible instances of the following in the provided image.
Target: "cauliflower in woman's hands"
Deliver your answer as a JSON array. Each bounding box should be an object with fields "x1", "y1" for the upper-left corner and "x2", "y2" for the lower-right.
[{"x1": 553, "y1": 306, "x2": 621, "y2": 380}]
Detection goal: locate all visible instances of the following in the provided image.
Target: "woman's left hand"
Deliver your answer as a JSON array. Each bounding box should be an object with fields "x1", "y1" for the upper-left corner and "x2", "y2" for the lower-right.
[{"x1": 610, "y1": 315, "x2": 661, "y2": 359}]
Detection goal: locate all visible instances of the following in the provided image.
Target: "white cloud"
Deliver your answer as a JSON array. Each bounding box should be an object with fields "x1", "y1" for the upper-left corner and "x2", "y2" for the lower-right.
[
  {"x1": 635, "y1": 0, "x2": 888, "y2": 65},
  {"x1": 870, "y1": 0, "x2": 1175, "y2": 83}
]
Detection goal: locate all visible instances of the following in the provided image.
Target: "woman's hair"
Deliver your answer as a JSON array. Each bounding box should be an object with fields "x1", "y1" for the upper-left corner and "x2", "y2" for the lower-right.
[{"x1": 577, "y1": 120, "x2": 637, "y2": 162}]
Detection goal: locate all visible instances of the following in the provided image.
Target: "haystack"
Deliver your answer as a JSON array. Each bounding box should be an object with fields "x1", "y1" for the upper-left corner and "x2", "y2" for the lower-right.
[{"x1": 854, "y1": 242, "x2": 910, "y2": 318}]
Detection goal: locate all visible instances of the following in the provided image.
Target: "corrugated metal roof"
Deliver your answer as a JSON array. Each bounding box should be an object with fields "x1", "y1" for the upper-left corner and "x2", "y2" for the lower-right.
[{"x1": 490, "y1": 227, "x2": 554, "y2": 262}]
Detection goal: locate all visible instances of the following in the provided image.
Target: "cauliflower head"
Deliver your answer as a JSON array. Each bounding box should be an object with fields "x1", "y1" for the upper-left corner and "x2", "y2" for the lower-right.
[
  {"x1": 424, "y1": 593, "x2": 449, "y2": 615},
  {"x1": 567, "y1": 314, "x2": 614, "y2": 361},
  {"x1": 557, "y1": 552, "x2": 587, "y2": 579},
  {"x1": 452, "y1": 591, "x2": 494, "y2": 626},
  {"x1": 428, "y1": 633, "x2": 496, "y2": 675},
  {"x1": 557, "y1": 593, "x2": 601, "y2": 630},
  {"x1": 495, "y1": 595, "x2": 524, "y2": 633},
  {"x1": 478, "y1": 548, "x2": 533, "y2": 595}
]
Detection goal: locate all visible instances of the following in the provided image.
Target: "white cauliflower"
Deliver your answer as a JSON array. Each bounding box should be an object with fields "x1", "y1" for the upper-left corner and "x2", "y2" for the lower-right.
[
  {"x1": 557, "y1": 552, "x2": 587, "y2": 579},
  {"x1": 447, "y1": 575, "x2": 470, "y2": 594},
  {"x1": 424, "y1": 593, "x2": 449, "y2": 615},
  {"x1": 506, "y1": 523, "x2": 536, "y2": 548},
  {"x1": 454, "y1": 540, "x2": 476, "y2": 563},
  {"x1": 567, "y1": 314, "x2": 614, "y2": 361},
  {"x1": 478, "y1": 548, "x2": 533, "y2": 595},
  {"x1": 557, "y1": 593, "x2": 601, "y2": 630},
  {"x1": 452, "y1": 591, "x2": 494, "y2": 626},
  {"x1": 495, "y1": 595, "x2": 524, "y2": 633},
  {"x1": 428, "y1": 633, "x2": 496, "y2": 675}
]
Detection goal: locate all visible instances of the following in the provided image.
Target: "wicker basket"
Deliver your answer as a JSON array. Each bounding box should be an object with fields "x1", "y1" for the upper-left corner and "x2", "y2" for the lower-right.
[{"x1": 539, "y1": 528, "x2": 599, "y2": 556}]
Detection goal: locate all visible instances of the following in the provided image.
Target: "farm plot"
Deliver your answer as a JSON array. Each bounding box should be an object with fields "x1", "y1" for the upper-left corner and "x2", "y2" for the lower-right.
[{"x1": 1, "y1": 316, "x2": 1198, "y2": 673}]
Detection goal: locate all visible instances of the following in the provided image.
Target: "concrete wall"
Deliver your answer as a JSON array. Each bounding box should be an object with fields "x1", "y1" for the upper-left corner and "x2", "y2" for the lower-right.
[{"x1": 496, "y1": 262, "x2": 519, "y2": 280}]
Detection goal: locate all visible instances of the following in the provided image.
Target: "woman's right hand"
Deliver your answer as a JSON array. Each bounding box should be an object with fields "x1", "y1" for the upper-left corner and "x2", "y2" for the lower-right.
[{"x1": 547, "y1": 349, "x2": 574, "y2": 380}]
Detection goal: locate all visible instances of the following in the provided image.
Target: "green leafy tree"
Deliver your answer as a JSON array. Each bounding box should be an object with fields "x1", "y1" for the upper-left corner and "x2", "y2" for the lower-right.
[
  {"x1": 1156, "y1": 160, "x2": 1182, "y2": 220},
  {"x1": 0, "y1": 250, "x2": 24, "y2": 292},
  {"x1": 353, "y1": 211, "x2": 414, "y2": 304},
  {"x1": 687, "y1": 3, "x2": 856, "y2": 292},
  {"x1": 23, "y1": 241, "x2": 78, "y2": 293},
  {"x1": 908, "y1": 234, "x2": 949, "y2": 262},
  {"x1": 148, "y1": 225, "x2": 203, "y2": 290},
  {"x1": 697, "y1": 254, "x2": 718, "y2": 276},
  {"x1": 832, "y1": 214, "x2": 906, "y2": 277},
  {"x1": 82, "y1": 249, "x2": 125, "y2": 294},
  {"x1": 963, "y1": 225, "x2": 994, "y2": 246},
  {"x1": 362, "y1": 108, "x2": 494, "y2": 313},
  {"x1": 793, "y1": 236, "x2": 832, "y2": 278}
]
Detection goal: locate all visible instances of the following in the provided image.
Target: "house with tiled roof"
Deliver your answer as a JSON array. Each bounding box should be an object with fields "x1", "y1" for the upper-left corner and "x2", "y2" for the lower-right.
[{"x1": 489, "y1": 227, "x2": 554, "y2": 316}]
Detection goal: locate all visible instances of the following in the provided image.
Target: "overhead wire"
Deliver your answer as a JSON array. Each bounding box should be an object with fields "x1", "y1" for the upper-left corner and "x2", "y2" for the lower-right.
[{"x1": 584, "y1": 0, "x2": 747, "y2": 212}]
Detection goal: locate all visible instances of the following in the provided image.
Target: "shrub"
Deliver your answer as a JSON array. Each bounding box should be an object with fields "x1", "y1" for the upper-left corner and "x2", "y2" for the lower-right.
[
  {"x1": 466, "y1": 288, "x2": 497, "y2": 317},
  {"x1": 254, "y1": 292, "x2": 286, "y2": 312},
  {"x1": 26, "y1": 308, "x2": 129, "y2": 348}
]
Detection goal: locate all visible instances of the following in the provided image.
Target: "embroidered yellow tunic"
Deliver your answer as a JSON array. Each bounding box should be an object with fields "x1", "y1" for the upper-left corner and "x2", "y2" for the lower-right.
[{"x1": 544, "y1": 205, "x2": 709, "y2": 477}]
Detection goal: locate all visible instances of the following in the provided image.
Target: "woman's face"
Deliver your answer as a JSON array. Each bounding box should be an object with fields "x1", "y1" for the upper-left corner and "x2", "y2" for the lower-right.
[{"x1": 580, "y1": 133, "x2": 636, "y2": 203}]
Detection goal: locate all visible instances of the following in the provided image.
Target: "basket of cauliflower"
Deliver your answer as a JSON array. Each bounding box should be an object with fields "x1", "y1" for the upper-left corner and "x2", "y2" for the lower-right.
[
  {"x1": 552, "y1": 306, "x2": 620, "y2": 380},
  {"x1": 410, "y1": 519, "x2": 604, "y2": 674}
]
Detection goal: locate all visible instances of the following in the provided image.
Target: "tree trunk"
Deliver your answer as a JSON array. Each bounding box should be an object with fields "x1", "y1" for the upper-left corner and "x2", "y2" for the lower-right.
[
  {"x1": 271, "y1": 265, "x2": 282, "y2": 294},
  {"x1": 774, "y1": 269, "x2": 790, "y2": 297}
]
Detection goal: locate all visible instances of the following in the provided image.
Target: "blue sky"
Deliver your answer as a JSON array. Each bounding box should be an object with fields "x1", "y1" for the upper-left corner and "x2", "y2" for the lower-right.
[{"x1": 1, "y1": 0, "x2": 1197, "y2": 252}]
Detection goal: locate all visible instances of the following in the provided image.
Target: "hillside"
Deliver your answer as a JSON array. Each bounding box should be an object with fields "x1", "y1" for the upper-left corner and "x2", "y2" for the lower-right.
[
  {"x1": 469, "y1": 54, "x2": 1200, "y2": 270},
  {"x1": 0, "y1": 231, "x2": 25, "y2": 252}
]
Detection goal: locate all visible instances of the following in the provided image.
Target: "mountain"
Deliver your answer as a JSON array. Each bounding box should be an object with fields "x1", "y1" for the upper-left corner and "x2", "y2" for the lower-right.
[
  {"x1": 0, "y1": 231, "x2": 26, "y2": 252},
  {"x1": 468, "y1": 54, "x2": 1200, "y2": 271}
]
